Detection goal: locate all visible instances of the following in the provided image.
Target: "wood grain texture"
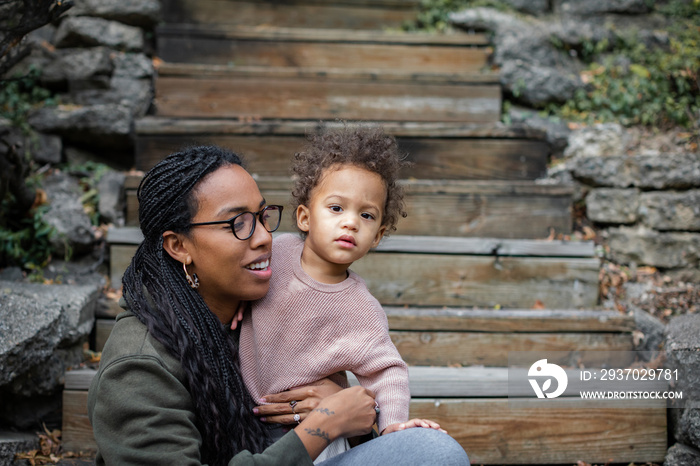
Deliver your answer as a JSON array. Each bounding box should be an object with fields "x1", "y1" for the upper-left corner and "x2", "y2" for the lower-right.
[
  {"x1": 62, "y1": 390, "x2": 97, "y2": 452},
  {"x1": 351, "y1": 253, "x2": 599, "y2": 308},
  {"x1": 157, "y1": 28, "x2": 489, "y2": 72},
  {"x1": 135, "y1": 133, "x2": 548, "y2": 179},
  {"x1": 384, "y1": 307, "x2": 634, "y2": 332},
  {"x1": 409, "y1": 398, "x2": 667, "y2": 464},
  {"x1": 154, "y1": 75, "x2": 501, "y2": 123},
  {"x1": 390, "y1": 331, "x2": 632, "y2": 366},
  {"x1": 161, "y1": 0, "x2": 421, "y2": 30},
  {"x1": 125, "y1": 178, "x2": 573, "y2": 236}
]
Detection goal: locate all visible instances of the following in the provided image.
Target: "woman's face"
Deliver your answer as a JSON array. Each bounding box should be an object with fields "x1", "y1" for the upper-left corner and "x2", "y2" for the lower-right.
[{"x1": 185, "y1": 164, "x2": 273, "y2": 315}]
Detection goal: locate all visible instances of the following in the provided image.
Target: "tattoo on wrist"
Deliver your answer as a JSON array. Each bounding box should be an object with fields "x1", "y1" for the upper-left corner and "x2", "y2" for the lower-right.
[
  {"x1": 304, "y1": 428, "x2": 331, "y2": 445},
  {"x1": 312, "y1": 408, "x2": 335, "y2": 416}
]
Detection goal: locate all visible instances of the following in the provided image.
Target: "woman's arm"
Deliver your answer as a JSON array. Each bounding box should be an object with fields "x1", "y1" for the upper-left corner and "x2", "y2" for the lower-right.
[{"x1": 88, "y1": 356, "x2": 314, "y2": 466}]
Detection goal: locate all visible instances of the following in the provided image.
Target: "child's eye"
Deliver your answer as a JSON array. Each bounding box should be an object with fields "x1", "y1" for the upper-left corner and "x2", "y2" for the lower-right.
[
  {"x1": 329, "y1": 205, "x2": 343, "y2": 213},
  {"x1": 361, "y1": 212, "x2": 376, "y2": 220}
]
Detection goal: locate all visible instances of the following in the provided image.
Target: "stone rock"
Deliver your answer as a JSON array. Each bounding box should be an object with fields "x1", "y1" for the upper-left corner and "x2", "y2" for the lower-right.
[
  {"x1": 664, "y1": 313, "x2": 700, "y2": 401},
  {"x1": 573, "y1": 153, "x2": 700, "y2": 189},
  {"x1": 68, "y1": 77, "x2": 152, "y2": 117},
  {"x1": 0, "y1": 281, "x2": 99, "y2": 425},
  {"x1": 548, "y1": 18, "x2": 616, "y2": 51},
  {"x1": 564, "y1": 123, "x2": 625, "y2": 159},
  {"x1": 665, "y1": 443, "x2": 700, "y2": 466},
  {"x1": 0, "y1": 267, "x2": 23, "y2": 281},
  {"x1": 556, "y1": 0, "x2": 652, "y2": 16},
  {"x1": 499, "y1": 60, "x2": 581, "y2": 106},
  {"x1": 640, "y1": 191, "x2": 700, "y2": 232},
  {"x1": 586, "y1": 188, "x2": 639, "y2": 224},
  {"x1": 112, "y1": 52, "x2": 154, "y2": 79},
  {"x1": 502, "y1": 0, "x2": 550, "y2": 15},
  {"x1": 41, "y1": 172, "x2": 95, "y2": 257},
  {"x1": 28, "y1": 104, "x2": 133, "y2": 151},
  {"x1": 607, "y1": 226, "x2": 700, "y2": 269},
  {"x1": 68, "y1": 0, "x2": 161, "y2": 28},
  {"x1": 41, "y1": 47, "x2": 113, "y2": 85},
  {"x1": 508, "y1": 106, "x2": 571, "y2": 158},
  {"x1": 631, "y1": 306, "x2": 665, "y2": 361},
  {"x1": 676, "y1": 401, "x2": 700, "y2": 451},
  {"x1": 32, "y1": 132, "x2": 63, "y2": 165},
  {"x1": 0, "y1": 431, "x2": 38, "y2": 466},
  {"x1": 98, "y1": 170, "x2": 126, "y2": 226},
  {"x1": 54, "y1": 17, "x2": 144, "y2": 52},
  {"x1": 450, "y1": 8, "x2": 583, "y2": 107}
]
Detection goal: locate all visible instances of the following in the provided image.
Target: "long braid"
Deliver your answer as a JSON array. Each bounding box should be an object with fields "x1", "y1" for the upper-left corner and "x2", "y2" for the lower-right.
[{"x1": 121, "y1": 146, "x2": 271, "y2": 465}]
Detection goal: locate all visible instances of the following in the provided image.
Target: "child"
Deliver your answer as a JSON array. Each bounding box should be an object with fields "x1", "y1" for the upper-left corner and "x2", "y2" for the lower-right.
[{"x1": 239, "y1": 124, "x2": 441, "y2": 462}]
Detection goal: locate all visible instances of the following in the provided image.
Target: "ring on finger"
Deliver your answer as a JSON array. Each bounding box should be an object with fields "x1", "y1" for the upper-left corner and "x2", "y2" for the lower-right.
[
  {"x1": 374, "y1": 401, "x2": 380, "y2": 416},
  {"x1": 293, "y1": 413, "x2": 301, "y2": 424}
]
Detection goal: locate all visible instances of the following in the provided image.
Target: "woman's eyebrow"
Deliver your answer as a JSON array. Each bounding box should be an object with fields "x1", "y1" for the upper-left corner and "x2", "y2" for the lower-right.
[{"x1": 215, "y1": 199, "x2": 266, "y2": 218}]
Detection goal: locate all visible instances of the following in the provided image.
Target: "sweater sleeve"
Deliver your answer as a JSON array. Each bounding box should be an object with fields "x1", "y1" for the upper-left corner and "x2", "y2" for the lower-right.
[
  {"x1": 349, "y1": 324, "x2": 410, "y2": 433},
  {"x1": 88, "y1": 355, "x2": 313, "y2": 466}
]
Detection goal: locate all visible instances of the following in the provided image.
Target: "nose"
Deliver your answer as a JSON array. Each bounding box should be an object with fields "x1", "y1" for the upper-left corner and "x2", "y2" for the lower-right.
[
  {"x1": 341, "y1": 213, "x2": 359, "y2": 231},
  {"x1": 249, "y1": 217, "x2": 273, "y2": 249}
]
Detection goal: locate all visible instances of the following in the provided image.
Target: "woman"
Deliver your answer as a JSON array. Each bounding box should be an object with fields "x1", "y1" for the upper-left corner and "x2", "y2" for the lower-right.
[{"x1": 87, "y1": 145, "x2": 470, "y2": 465}]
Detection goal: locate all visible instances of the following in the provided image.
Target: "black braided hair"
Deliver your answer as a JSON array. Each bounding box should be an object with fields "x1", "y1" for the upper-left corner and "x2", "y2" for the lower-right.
[{"x1": 121, "y1": 145, "x2": 271, "y2": 465}]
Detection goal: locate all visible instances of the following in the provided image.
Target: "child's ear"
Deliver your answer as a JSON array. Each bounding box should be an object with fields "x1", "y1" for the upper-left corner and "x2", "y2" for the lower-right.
[
  {"x1": 296, "y1": 205, "x2": 311, "y2": 232},
  {"x1": 162, "y1": 230, "x2": 192, "y2": 264},
  {"x1": 371, "y1": 225, "x2": 387, "y2": 248}
]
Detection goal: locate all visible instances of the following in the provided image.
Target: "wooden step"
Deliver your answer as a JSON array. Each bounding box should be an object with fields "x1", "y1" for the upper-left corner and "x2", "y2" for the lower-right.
[
  {"x1": 153, "y1": 64, "x2": 501, "y2": 123},
  {"x1": 157, "y1": 25, "x2": 491, "y2": 74},
  {"x1": 123, "y1": 176, "x2": 573, "y2": 239},
  {"x1": 135, "y1": 118, "x2": 550, "y2": 178},
  {"x1": 97, "y1": 307, "x2": 630, "y2": 365},
  {"x1": 107, "y1": 229, "x2": 597, "y2": 307},
  {"x1": 64, "y1": 366, "x2": 667, "y2": 463},
  {"x1": 161, "y1": 0, "x2": 422, "y2": 30}
]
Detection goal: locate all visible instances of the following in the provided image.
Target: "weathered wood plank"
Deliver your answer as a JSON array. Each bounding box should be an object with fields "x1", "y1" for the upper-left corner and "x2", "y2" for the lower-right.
[
  {"x1": 95, "y1": 318, "x2": 115, "y2": 352},
  {"x1": 352, "y1": 254, "x2": 599, "y2": 308},
  {"x1": 376, "y1": 236, "x2": 594, "y2": 257},
  {"x1": 108, "y1": 228, "x2": 592, "y2": 258},
  {"x1": 62, "y1": 390, "x2": 97, "y2": 452},
  {"x1": 109, "y1": 242, "x2": 597, "y2": 307},
  {"x1": 135, "y1": 118, "x2": 547, "y2": 139},
  {"x1": 157, "y1": 26, "x2": 489, "y2": 73},
  {"x1": 384, "y1": 308, "x2": 634, "y2": 333},
  {"x1": 157, "y1": 62, "x2": 500, "y2": 84},
  {"x1": 65, "y1": 369, "x2": 98, "y2": 391},
  {"x1": 135, "y1": 133, "x2": 548, "y2": 179},
  {"x1": 161, "y1": 0, "x2": 422, "y2": 30},
  {"x1": 409, "y1": 398, "x2": 667, "y2": 464},
  {"x1": 158, "y1": 25, "x2": 489, "y2": 46},
  {"x1": 154, "y1": 75, "x2": 501, "y2": 123},
  {"x1": 110, "y1": 245, "x2": 135, "y2": 289},
  {"x1": 125, "y1": 178, "x2": 573, "y2": 237},
  {"x1": 390, "y1": 331, "x2": 632, "y2": 367}
]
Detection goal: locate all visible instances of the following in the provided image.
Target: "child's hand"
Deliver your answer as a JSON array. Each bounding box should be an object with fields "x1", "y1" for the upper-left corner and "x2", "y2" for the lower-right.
[
  {"x1": 230, "y1": 302, "x2": 247, "y2": 330},
  {"x1": 381, "y1": 419, "x2": 447, "y2": 435}
]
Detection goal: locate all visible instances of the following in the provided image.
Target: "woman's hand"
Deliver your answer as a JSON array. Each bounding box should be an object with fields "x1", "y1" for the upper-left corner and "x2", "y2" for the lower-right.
[
  {"x1": 381, "y1": 418, "x2": 447, "y2": 435},
  {"x1": 253, "y1": 377, "x2": 344, "y2": 424},
  {"x1": 229, "y1": 301, "x2": 246, "y2": 330}
]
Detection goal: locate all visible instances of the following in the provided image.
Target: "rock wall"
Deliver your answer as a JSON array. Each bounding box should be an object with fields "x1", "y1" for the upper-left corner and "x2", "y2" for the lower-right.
[{"x1": 8, "y1": 0, "x2": 160, "y2": 166}]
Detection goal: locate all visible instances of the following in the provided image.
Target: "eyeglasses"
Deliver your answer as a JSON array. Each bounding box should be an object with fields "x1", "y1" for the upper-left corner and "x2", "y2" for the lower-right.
[{"x1": 190, "y1": 205, "x2": 284, "y2": 240}]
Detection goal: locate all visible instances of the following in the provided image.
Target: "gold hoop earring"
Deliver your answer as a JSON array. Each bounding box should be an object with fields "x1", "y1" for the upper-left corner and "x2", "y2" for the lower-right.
[{"x1": 183, "y1": 262, "x2": 199, "y2": 289}]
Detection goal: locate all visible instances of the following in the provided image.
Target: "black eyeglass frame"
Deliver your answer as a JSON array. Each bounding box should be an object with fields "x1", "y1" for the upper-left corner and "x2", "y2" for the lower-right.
[{"x1": 189, "y1": 205, "x2": 284, "y2": 241}]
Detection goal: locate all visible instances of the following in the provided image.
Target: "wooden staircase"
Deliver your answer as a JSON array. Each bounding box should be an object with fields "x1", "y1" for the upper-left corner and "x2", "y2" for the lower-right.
[{"x1": 83, "y1": 0, "x2": 668, "y2": 463}]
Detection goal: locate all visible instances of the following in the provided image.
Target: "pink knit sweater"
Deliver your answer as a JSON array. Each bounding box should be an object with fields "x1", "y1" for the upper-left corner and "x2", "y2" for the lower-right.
[{"x1": 239, "y1": 234, "x2": 410, "y2": 432}]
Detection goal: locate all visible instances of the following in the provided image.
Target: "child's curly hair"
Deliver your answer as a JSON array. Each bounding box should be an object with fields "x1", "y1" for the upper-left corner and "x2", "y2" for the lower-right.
[{"x1": 291, "y1": 123, "x2": 408, "y2": 236}]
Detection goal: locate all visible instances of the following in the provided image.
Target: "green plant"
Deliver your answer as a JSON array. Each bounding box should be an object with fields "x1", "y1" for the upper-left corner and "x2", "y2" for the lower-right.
[
  {"x1": 0, "y1": 200, "x2": 65, "y2": 271},
  {"x1": 0, "y1": 66, "x2": 57, "y2": 133},
  {"x1": 404, "y1": 0, "x2": 510, "y2": 32},
  {"x1": 550, "y1": 22, "x2": 700, "y2": 128},
  {"x1": 64, "y1": 161, "x2": 111, "y2": 226}
]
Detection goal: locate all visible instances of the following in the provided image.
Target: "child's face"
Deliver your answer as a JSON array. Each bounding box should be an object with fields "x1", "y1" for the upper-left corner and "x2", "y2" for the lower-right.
[{"x1": 297, "y1": 164, "x2": 387, "y2": 268}]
